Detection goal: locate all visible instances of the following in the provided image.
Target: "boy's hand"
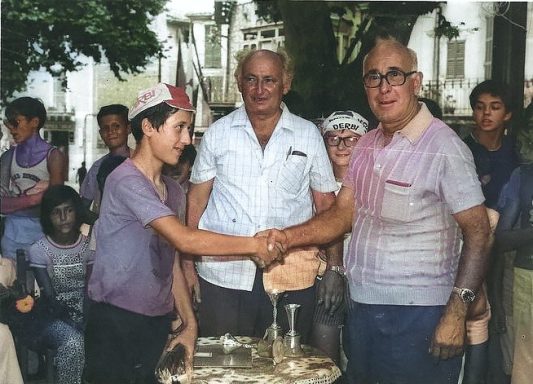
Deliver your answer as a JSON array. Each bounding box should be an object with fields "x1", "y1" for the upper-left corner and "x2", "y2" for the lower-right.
[{"x1": 166, "y1": 322, "x2": 197, "y2": 380}]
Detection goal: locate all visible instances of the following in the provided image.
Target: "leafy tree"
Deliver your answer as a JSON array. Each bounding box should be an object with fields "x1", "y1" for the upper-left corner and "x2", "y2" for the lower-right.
[
  {"x1": 1, "y1": 0, "x2": 167, "y2": 104},
  {"x1": 255, "y1": 1, "x2": 451, "y2": 121}
]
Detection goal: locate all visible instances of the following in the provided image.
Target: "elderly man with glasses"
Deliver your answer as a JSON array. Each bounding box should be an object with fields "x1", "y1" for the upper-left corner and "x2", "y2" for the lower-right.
[{"x1": 264, "y1": 38, "x2": 491, "y2": 384}]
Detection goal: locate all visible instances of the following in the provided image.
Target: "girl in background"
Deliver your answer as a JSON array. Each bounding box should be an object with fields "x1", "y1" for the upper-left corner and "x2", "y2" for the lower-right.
[{"x1": 28, "y1": 185, "x2": 93, "y2": 384}]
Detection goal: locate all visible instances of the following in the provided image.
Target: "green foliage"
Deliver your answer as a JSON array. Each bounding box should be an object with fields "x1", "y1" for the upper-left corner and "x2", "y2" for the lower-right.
[{"x1": 0, "y1": 0, "x2": 167, "y2": 104}]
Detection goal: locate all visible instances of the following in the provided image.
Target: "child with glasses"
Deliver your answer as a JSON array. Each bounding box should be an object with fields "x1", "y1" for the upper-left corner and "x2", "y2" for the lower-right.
[
  {"x1": 309, "y1": 110, "x2": 368, "y2": 366},
  {"x1": 0, "y1": 97, "x2": 66, "y2": 260}
]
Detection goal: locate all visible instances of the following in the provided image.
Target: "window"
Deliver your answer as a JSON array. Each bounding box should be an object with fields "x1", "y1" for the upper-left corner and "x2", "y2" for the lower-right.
[
  {"x1": 446, "y1": 40, "x2": 465, "y2": 79},
  {"x1": 204, "y1": 25, "x2": 221, "y2": 68},
  {"x1": 241, "y1": 25, "x2": 284, "y2": 51},
  {"x1": 484, "y1": 17, "x2": 494, "y2": 79}
]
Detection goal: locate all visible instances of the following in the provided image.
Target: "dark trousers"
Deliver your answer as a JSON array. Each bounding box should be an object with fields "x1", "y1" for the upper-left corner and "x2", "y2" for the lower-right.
[
  {"x1": 84, "y1": 301, "x2": 171, "y2": 384},
  {"x1": 343, "y1": 301, "x2": 462, "y2": 384},
  {"x1": 198, "y1": 270, "x2": 316, "y2": 342}
]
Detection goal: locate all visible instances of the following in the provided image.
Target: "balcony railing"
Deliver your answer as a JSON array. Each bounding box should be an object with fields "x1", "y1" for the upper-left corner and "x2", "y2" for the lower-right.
[{"x1": 421, "y1": 78, "x2": 533, "y2": 116}]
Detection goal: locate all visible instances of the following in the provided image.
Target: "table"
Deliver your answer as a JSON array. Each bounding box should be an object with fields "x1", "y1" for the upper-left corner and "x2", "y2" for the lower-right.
[{"x1": 161, "y1": 336, "x2": 342, "y2": 384}]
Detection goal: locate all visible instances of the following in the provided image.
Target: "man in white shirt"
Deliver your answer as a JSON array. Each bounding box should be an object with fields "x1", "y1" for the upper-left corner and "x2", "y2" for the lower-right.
[{"x1": 183, "y1": 49, "x2": 340, "y2": 340}]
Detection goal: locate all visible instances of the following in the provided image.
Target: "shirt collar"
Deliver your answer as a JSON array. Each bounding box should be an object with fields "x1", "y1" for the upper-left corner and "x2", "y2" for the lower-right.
[
  {"x1": 232, "y1": 102, "x2": 294, "y2": 132},
  {"x1": 391, "y1": 102, "x2": 434, "y2": 144}
]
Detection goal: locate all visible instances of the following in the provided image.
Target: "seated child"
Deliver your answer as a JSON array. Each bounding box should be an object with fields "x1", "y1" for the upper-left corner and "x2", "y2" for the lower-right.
[{"x1": 28, "y1": 185, "x2": 93, "y2": 384}]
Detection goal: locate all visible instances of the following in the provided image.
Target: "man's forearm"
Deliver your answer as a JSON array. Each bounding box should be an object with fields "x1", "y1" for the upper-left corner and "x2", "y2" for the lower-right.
[
  {"x1": 453, "y1": 205, "x2": 492, "y2": 293},
  {"x1": 285, "y1": 203, "x2": 351, "y2": 249}
]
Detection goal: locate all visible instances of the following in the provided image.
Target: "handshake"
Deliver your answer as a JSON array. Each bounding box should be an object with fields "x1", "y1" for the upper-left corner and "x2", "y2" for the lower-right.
[{"x1": 251, "y1": 229, "x2": 290, "y2": 269}]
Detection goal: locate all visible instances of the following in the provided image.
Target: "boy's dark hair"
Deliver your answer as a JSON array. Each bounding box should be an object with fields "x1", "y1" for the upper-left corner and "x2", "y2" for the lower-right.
[
  {"x1": 96, "y1": 104, "x2": 129, "y2": 126},
  {"x1": 469, "y1": 80, "x2": 512, "y2": 111},
  {"x1": 5, "y1": 97, "x2": 47, "y2": 129},
  {"x1": 40, "y1": 185, "x2": 84, "y2": 236},
  {"x1": 130, "y1": 103, "x2": 179, "y2": 143},
  {"x1": 96, "y1": 155, "x2": 127, "y2": 194}
]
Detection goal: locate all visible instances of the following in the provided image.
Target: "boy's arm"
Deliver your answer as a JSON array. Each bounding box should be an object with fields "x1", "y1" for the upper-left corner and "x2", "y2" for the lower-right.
[
  {"x1": 165, "y1": 252, "x2": 197, "y2": 377},
  {"x1": 181, "y1": 180, "x2": 214, "y2": 304},
  {"x1": 151, "y1": 214, "x2": 281, "y2": 263},
  {"x1": 0, "y1": 149, "x2": 66, "y2": 214}
]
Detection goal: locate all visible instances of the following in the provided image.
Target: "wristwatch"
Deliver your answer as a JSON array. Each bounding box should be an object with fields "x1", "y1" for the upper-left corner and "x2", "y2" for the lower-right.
[
  {"x1": 327, "y1": 265, "x2": 346, "y2": 277},
  {"x1": 452, "y1": 287, "x2": 476, "y2": 303}
]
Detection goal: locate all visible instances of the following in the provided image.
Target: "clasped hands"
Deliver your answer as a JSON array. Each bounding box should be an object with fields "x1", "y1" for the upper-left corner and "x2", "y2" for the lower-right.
[{"x1": 251, "y1": 229, "x2": 289, "y2": 269}]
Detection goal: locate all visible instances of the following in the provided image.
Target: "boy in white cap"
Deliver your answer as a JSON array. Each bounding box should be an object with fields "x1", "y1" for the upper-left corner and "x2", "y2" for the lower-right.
[
  {"x1": 84, "y1": 83, "x2": 282, "y2": 384},
  {"x1": 310, "y1": 111, "x2": 368, "y2": 364}
]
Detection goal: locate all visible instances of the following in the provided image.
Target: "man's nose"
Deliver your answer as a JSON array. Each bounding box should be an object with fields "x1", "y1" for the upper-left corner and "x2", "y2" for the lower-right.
[
  {"x1": 60, "y1": 210, "x2": 67, "y2": 221},
  {"x1": 379, "y1": 78, "x2": 391, "y2": 93}
]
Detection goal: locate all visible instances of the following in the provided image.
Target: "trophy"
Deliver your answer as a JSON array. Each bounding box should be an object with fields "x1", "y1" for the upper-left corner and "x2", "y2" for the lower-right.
[
  {"x1": 283, "y1": 304, "x2": 304, "y2": 357},
  {"x1": 257, "y1": 290, "x2": 284, "y2": 358}
]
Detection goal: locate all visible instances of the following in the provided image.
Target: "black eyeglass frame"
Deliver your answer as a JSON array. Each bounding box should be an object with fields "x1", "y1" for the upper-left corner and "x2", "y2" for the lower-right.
[
  {"x1": 362, "y1": 69, "x2": 418, "y2": 88},
  {"x1": 324, "y1": 135, "x2": 359, "y2": 148}
]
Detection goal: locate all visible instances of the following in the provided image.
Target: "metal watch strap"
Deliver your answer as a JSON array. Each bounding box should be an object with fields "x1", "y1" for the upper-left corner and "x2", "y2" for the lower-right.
[{"x1": 327, "y1": 265, "x2": 345, "y2": 277}]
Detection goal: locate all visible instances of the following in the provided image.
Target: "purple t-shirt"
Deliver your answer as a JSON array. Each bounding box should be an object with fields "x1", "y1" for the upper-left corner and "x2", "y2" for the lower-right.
[{"x1": 87, "y1": 159, "x2": 185, "y2": 316}]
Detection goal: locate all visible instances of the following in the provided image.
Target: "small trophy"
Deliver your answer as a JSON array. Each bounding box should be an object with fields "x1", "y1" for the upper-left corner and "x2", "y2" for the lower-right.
[
  {"x1": 257, "y1": 290, "x2": 284, "y2": 358},
  {"x1": 283, "y1": 304, "x2": 304, "y2": 357}
]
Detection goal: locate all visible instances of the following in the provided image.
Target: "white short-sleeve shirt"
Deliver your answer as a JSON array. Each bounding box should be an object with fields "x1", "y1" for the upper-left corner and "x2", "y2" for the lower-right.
[{"x1": 191, "y1": 103, "x2": 337, "y2": 290}]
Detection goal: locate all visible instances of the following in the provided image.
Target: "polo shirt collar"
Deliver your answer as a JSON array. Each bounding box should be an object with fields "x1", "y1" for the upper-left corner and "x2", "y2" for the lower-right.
[{"x1": 395, "y1": 102, "x2": 433, "y2": 144}]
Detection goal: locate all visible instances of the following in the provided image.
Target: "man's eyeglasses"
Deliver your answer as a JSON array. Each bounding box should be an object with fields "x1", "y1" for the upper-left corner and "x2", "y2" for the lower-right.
[
  {"x1": 324, "y1": 135, "x2": 359, "y2": 147},
  {"x1": 363, "y1": 69, "x2": 417, "y2": 88}
]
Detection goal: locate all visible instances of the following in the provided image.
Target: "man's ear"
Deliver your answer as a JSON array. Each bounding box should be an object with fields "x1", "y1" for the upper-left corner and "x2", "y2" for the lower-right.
[
  {"x1": 413, "y1": 71, "x2": 423, "y2": 96},
  {"x1": 282, "y1": 74, "x2": 292, "y2": 95},
  {"x1": 127, "y1": 122, "x2": 132, "y2": 134},
  {"x1": 236, "y1": 75, "x2": 243, "y2": 93},
  {"x1": 141, "y1": 118, "x2": 155, "y2": 137}
]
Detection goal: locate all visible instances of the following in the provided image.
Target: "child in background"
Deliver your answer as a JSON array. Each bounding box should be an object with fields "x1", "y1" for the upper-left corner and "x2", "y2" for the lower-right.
[
  {"x1": 309, "y1": 110, "x2": 368, "y2": 365},
  {"x1": 28, "y1": 185, "x2": 93, "y2": 384},
  {"x1": 0, "y1": 97, "x2": 66, "y2": 259},
  {"x1": 464, "y1": 80, "x2": 519, "y2": 384},
  {"x1": 80, "y1": 104, "x2": 131, "y2": 223},
  {"x1": 494, "y1": 123, "x2": 533, "y2": 384}
]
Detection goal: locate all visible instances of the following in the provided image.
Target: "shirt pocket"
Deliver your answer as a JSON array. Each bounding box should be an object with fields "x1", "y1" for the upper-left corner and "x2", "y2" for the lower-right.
[
  {"x1": 277, "y1": 155, "x2": 308, "y2": 195},
  {"x1": 380, "y1": 180, "x2": 412, "y2": 222}
]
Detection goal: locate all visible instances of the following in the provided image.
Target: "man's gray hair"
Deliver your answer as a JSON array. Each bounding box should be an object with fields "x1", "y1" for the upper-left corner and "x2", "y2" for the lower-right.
[
  {"x1": 234, "y1": 48, "x2": 294, "y2": 85},
  {"x1": 363, "y1": 38, "x2": 418, "y2": 73}
]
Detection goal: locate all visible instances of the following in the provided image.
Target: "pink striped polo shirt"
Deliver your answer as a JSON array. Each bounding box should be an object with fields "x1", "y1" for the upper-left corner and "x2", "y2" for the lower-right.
[{"x1": 343, "y1": 103, "x2": 484, "y2": 306}]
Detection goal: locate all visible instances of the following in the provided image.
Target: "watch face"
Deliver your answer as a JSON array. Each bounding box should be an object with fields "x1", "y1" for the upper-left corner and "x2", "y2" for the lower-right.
[{"x1": 461, "y1": 289, "x2": 476, "y2": 303}]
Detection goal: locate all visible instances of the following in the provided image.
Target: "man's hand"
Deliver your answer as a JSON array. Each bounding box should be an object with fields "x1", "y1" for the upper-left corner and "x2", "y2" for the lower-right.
[
  {"x1": 252, "y1": 235, "x2": 286, "y2": 268},
  {"x1": 317, "y1": 270, "x2": 345, "y2": 316},
  {"x1": 429, "y1": 296, "x2": 467, "y2": 360},
  {"x1": 256, "y1": 229, "x2": 289, "y2": 255},
  {"x1": 166, "y1": 321, "x2": 197, "y2": 380}
]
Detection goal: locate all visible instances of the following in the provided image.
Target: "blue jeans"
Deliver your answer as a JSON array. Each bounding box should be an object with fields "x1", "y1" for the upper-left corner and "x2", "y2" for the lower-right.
[{"x1": 343, "y1": 301, "x2": 462, "y2": 384}]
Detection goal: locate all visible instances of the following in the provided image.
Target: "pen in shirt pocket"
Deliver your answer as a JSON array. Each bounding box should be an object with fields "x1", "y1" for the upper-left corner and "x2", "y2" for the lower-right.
[{"x1": 385, "y1": 179, "x2": 411, "y2": 187}]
